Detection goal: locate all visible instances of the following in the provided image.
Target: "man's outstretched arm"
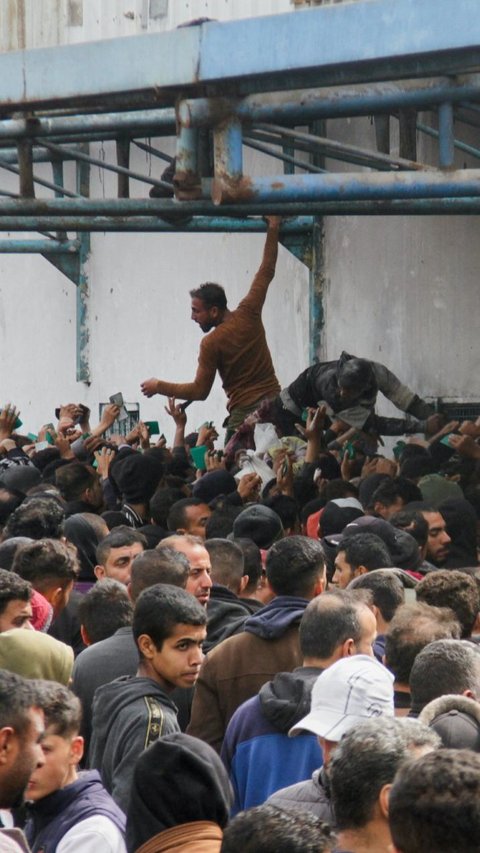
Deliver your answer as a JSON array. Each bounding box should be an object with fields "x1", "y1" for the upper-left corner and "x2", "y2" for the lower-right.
[
  {"x1": 240, "y1": 215, "x2": 281, "y2": 313},
  {"x1": 141, "y1": 346, "x2": 217, "y2": 401}
]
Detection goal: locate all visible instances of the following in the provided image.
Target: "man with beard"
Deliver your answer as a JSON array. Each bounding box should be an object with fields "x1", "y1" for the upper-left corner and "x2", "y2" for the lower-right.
[{"x1": 141, "y1": 217, "x2": 281, "y2": 438}]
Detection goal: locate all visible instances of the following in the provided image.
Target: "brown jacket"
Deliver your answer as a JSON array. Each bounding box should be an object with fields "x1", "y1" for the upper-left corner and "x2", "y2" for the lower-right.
[
  {"x1": 155, "y1": 225, "x2": 280, "y2": 411},
  {"x1": 135, "y1": 821, "x2": 222, "y2": 853},
  {"x1": 187, "y1": 623, "x2": 302, "y2": 753}
]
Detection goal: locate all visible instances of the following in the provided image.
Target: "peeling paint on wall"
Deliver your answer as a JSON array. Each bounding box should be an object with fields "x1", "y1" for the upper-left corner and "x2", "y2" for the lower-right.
[{"x1": 68, "y1": 0, "x2": 83, "y2": 27}]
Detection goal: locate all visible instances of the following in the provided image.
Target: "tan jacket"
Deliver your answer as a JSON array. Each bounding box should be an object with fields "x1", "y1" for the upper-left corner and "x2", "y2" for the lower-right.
[{"x1": 135, "y1": 821, "x2": 222, "y2": 853}]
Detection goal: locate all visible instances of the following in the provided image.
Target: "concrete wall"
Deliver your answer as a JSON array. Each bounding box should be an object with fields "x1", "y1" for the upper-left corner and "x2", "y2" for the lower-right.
[
  {"x1": 0, "y1": 0, "x2": 478, "y2": 439},
  {"x1": 322, "y1": 113, "x2": 480, "y2": 417}
]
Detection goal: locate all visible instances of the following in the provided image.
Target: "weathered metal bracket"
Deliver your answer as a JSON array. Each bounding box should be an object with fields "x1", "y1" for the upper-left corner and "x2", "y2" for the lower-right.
[{"x1": 280, "y1": 231, "x2": 313, "y2": 268}]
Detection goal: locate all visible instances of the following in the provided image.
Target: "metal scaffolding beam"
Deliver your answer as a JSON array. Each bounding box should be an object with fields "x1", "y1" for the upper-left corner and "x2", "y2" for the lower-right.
[
  {"x1": 0, "y1": 0, "x2": 479, "y2": 381},
  {"x1": 0, "y1": 0, "x2": 479, "y2": 111}
]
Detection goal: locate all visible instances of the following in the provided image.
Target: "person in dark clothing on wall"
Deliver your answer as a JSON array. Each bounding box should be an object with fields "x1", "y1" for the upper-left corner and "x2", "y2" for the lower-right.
[{"x1": 267, "y1": 351, "x2": 443, "y2": 440}]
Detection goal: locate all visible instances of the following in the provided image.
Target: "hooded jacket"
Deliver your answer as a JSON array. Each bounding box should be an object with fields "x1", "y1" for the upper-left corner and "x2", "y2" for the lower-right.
[
  {"x1": 89, "y1": 676, "x2": 179, "y2": 813},
  {"x1": 266, "y1": 766, "x2": 334, "y2": 824},
  {"x1": 187, "y1": 596, "x2": 307, "y2": 753},
  {"x1": 126, "y1": 733, "x2": 232, "y2": 853},
  {"x1": 221, "y1": 667, "x2": 323, "y2": 813},
  {"x1": 25, "y1": 770, "x2": 126, "y2": 853},
  {"x1": 204, "y1": 586, "x2": 251, "y2": 653}
]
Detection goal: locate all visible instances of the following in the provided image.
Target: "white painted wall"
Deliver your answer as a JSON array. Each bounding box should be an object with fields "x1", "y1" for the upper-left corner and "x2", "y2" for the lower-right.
[
  {"x1": 0, "y1": 0, "x2": 478, "y2": 441},
  {"x1": 0, "y1": 0, "x2": 307, "y2": 440}
]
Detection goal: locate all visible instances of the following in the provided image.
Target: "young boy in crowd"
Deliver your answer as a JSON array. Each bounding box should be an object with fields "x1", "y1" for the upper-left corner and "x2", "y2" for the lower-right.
[
  {"x1": 89, "y1": 584, "x2": 207, "y2": 812},
  {"x1": 25, "y1": 681, "x2": 126, "y2": 853}
]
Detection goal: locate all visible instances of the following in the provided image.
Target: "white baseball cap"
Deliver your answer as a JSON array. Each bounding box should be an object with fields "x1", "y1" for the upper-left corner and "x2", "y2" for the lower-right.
[{"x1": 289, "y1": 654, "x2": 394, "y2": 741}]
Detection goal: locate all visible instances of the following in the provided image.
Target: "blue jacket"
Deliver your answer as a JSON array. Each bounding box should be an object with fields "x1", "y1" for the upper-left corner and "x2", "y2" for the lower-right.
[
  {"x1": 221, "y1": 667, "x2": 323, "y2": 813},
  {"x1": 25, "y1": 770, "x2": 125, "y2": 852}
]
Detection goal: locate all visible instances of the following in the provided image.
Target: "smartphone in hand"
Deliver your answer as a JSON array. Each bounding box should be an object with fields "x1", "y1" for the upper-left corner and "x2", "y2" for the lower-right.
[{"x1": 109, "y1": 393, "x2": 128, "y2": 421}]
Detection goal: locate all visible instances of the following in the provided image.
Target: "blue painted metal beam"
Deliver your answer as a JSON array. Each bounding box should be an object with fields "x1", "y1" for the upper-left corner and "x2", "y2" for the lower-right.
[
  {"x1": 0, "y1": 0, "x2": 479, "y2": 112},
  {"x1": 0, "y1": 110, "x2": 176, "y2": 142},
  {"x1": 179, "y1": 74, "x2": 480, "y2": 128},
  {"x1": 0, "y1": 239, "x2": 78, "y2": 252},
  {"x1": 0, "y1": 215, "x2": 313, "y2": 232},
  {"x1": 2, "y1": 200, "x2": 480, "y2": 234},
  {"x1": 212, "y1": 169, "x2": 480, "y2": 205}
]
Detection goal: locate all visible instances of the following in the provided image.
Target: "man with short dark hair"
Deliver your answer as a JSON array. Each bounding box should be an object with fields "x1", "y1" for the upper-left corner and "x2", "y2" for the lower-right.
[
  {"x1": 167, "y1": 497, "x2": 211, "y2": 539},
  {"x1": 220, "y1": 804, "x2": 335, "y2": 853},
  {"x1": 409, "y1": 638, "x2": 480, "y2": 716},
  {"x1": 78, "y1": 579, "x2": 133, "y2": 646},
  {"x1": 3, "y1": 496, "x2": 65, "y2": 540},
  {"x1": 128, "y1": 548, "x2": 190, "y2": 601},
  {"x1": 55, "y1": 462, "x2": 104, "y2": 516},
  {"x1": 72, "y1": 546, "x2": 192, "y2": 752},
  {"x1": 94, "y1": 526, "x2": 146, "y2": 586},
  {"x1": 13, "y1": 538, "x2": 79, "y2": 618},
  {"x1": 416, "y1": 569, "x2": 479, "y2": 639},
  {"x1": 0, "y1": 670, "x2": 45, "y2": 852},
  {"x1": 234, "y1": 538, "x2": 265, "y2": 612},
  {"x1": 141, "y1": 217, "x2": 282, "y2": 437},
  {"x1": 390, "y1": 508, "x2": 430, "y2": 571},
  {"x1": 89, "y1": 584, "x2": 207, "y2": 812},
  {"x1": 368, "y1": 479, "x2": 406, "y2": 520},
  {"x1": 329, "y1": 718, "x2": 439, "y2": 853},
  {"x1": 222, "y1": 591, "x2": 376, "y2": 811},
  {"x1": 25, "y1": 682, "x2": 126, "y2": 852},
  {"x1": 348, "y1": 569, "x2": 404, "y2": 661},
  {"x1": 408, "y1": 504, "x2": 451, "y2": 567},
  {"x1": 389, "y1": 749, "x2": 480, "y2": 853},
  {"x1": 332, "y1": 533, "x2": 393, "y2": 589},
  {"x1": 204, "y1": 538, "x2": 251, "y2": 651},
  {"x1": 385, "y1": 603, "x2": 461, "y2": 713},
  {"x1": 0, "y1": 568, "x2": 33, "y2": 632},
  {"x1": 187, "y1": 536, "x2": 326, "y2": 753}
]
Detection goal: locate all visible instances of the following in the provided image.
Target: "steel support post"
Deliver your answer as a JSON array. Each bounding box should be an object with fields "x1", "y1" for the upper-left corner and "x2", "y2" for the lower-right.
[
  {"x1": 417, "y1": 121, "x2": 480, "y2": 162},
  {"x1": 76, "y1": 150, "x2": 91, "y2": 385},
  {"x1": 16, "y1": 140, "x2": 35, "y2": 198},
  {"x1": 175, "y1": 126, "x2": 201, "y2": 198},
  {"x1": 310, "y1": 217, "x2": 325, "y2": 362},
  {"x1": 438, "y1": 102, "x2": 455, "y2": 167},
  {"x1": 214, "y1": 117, "x2": 243, "y2": 181}
]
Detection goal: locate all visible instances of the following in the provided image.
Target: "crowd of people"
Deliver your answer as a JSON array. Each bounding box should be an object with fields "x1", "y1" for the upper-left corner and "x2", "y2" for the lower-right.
[
  {"x1": 0, "y1": 375, "x2": 477, "y2": 852},
  {"x1": 0, "y1": 209, "x2": 476, "y2": 853}
]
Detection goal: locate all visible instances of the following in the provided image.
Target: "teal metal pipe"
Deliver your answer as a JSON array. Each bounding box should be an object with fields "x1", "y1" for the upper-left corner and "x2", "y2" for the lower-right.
[
  {"x1": 178, "y1": 75, "x2": 480, "y2": 127},
  {"x1": 212, "y1": 168, "x2": 480, "y2": 205},
  {"x1": 417, "y1": 120, "x2": 480, "y2": 162},
  {"x1": 0, "y1": 109, "x2": 176, "y2": 142},
  {"x1": 438, "y1": 103, "x2": 455, "y2": 167},
  {"x1": 214, "y1": 117, "x2": 243, "y2": 180},
  {"x1": 0, "y1": 239, "x2": 78, "y2": 252}
]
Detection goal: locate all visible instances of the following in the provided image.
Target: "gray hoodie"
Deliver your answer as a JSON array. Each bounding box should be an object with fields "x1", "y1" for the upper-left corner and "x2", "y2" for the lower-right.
[{"x1": 88, "y1": 675, "x2": 179, "y2": 813}]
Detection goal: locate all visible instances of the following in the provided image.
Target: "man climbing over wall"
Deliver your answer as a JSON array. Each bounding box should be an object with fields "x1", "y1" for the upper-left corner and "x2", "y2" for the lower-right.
[
  {"x1": 141, "y1": 216, "x2": 282, "y2": 440},
  {"x1": 266, "y1": 351, "x2": 444, "y2": 440}
]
